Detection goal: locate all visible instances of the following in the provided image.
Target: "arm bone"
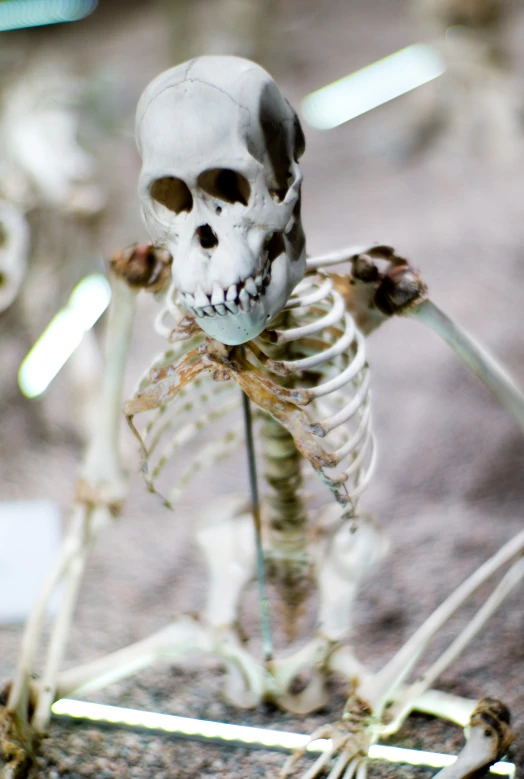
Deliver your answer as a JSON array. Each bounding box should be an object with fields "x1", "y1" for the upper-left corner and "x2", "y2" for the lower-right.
[{"x1": 407, "y1": 299, "x2": 524, "y2": 435}]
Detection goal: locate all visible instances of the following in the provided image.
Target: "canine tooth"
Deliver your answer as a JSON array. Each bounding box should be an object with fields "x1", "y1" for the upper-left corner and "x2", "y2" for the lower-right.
[
  {"x1": 194, "y1": 286, "x2": 209, "y2": 308},
  {"x1": 245, "y1": 277, "x2": 257, "y2": 297},
  {"x1": 225, "y1": 300, "x2": 239, "y2": 314},
  {"x1": 239, "y1": 288, "x2": 250, "y2": 304},
  {"x1": 226, "y1": 284, "x2": 237, "y2": 301},
  {"x1": 215, "y1": 304, "x2": 227, "y2": 316},
  {"x1": 239, "y1": 296, "x2": 250, "y2": 312},
  {"x1": 255, "y1": 274, "x2": 263, "y2": 287},
  {"x1": 211, "y1": 282, "x2": 224, "y2": 304},
  {"x1": 203, "y1": 305, "x2": 215, "y2": 316}
]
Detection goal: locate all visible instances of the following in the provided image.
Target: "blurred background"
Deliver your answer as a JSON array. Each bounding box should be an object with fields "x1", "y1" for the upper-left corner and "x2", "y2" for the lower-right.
[{"x1": 1, "y1": 0, "x2": 524, "y2": 776}]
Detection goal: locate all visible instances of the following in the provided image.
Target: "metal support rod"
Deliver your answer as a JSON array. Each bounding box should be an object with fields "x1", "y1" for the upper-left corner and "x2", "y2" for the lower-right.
[{"x1": 241, "y1": 390, "x2": 273, "y2": 662}]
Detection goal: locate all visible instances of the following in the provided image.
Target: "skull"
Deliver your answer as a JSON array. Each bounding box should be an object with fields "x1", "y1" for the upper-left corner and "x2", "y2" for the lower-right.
[{"x1": 136, "y1": 56, "x2": 306, "y2": 345}]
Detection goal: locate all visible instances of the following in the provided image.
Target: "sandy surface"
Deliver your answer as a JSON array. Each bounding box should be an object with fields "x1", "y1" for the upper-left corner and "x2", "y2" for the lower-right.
[{"x1": 1, "y1": 1, "x2": 524, "y2": 776}]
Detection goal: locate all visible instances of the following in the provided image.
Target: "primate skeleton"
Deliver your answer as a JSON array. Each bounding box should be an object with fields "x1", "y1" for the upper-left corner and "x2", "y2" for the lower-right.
[{"x1": 2, "y1": 56, "x2": 523, "y2": 778}]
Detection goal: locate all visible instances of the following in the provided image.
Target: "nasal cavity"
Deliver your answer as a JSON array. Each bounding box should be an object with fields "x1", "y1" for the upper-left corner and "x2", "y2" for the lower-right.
[{"x1": 196, "y1": 224, "x2": 218, "y2": 250}]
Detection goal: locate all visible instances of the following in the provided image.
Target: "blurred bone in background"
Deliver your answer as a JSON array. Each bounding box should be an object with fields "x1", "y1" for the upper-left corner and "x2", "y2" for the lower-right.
[{"x1": 401, "y1": 0, "x2": 524, "y2": 158}]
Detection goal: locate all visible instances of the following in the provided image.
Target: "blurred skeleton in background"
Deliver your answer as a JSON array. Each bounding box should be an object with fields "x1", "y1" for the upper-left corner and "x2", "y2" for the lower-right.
[
  {"x1": 0, "y1": 52, "x2": 107, "y2": 439},
  {"x1": 0, "y1": 201, "x2": 29, "y2": 313},
  {"x1": 403, "y1": 0, "x2": 523, "y2": 158}
]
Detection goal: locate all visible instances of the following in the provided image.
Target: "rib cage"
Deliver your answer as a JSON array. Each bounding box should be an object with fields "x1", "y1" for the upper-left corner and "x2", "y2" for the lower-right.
[
  {"x1": 133, "y1": 370, "x2": 242, "y2": 505},
  {"x1": 130, "y1": 271, "x2": 375, "y2": 518},
  {"x1": 252, "y1": 272, "x2": 375, "y2": 516}
]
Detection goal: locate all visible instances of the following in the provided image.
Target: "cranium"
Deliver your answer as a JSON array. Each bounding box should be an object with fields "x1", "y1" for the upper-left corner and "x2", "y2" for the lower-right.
[{"x1": 136, "y1": 55, "x2": 306, "y2": 345}]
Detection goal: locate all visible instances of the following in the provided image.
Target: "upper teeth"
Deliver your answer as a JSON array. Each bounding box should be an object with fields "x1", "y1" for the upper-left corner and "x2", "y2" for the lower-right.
[
  {"x1": 194, "y1": 287, "x2": 209, "y2": 309},
  {"x1": 211, "y1": 282, "x2": 224, "y2": 304},
  {"x1": 180, "y1": 264, "x2": 271, "y2": 319}
]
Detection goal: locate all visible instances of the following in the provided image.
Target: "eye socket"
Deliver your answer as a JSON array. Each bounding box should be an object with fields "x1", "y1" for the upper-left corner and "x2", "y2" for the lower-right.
[
  {"x1": 198, "y1": 168, "x2": 250, "y2": 206},
  {"x1": 150, "y1": 177, "x2": 193, "y2": 214}
]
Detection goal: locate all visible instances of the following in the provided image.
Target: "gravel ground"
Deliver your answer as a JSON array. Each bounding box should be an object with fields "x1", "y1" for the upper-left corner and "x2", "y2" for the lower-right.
[{"x1": 1, "y1": 1, "x2": 524, "y2": 777}]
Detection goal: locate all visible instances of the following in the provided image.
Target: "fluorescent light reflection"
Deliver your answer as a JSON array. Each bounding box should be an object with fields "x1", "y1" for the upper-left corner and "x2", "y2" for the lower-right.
[
  {"x1": 18, "y1": 274, "x2": 111, "y2": 398},
  {"x1": 302, "y1": 43, "x2": 445, "y2": 130},
  {"x1": 51, "y1": 699, "x2": 515, "y2": 776},
  {"x1": 0, "y1": 0, "x2": 97, "y2": 31}
]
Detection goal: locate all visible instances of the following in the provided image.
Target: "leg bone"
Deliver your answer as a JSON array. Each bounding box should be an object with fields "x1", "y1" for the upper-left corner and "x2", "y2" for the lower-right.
[
  {"x1": 362, "y1": 528, "x2": 524, "y2": 718},
  {"x1": 57, "y1": 496, "x2": 263, "y2": 707},
  {"x1": 31, "y1": 508, "x2": 108, "y2": 732},
  {"x1": 312, "y1": 507, "x2": 388, "y2": 642},
  {"x1": 195, "y1": 494, "x2": 256, "y2": 627},
  {"x1": 57, "y1": 616, "x2": 265, "y2": 708},
  {"x1": 383, "y1": 554, "x2": 524, "y2": 734}
]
